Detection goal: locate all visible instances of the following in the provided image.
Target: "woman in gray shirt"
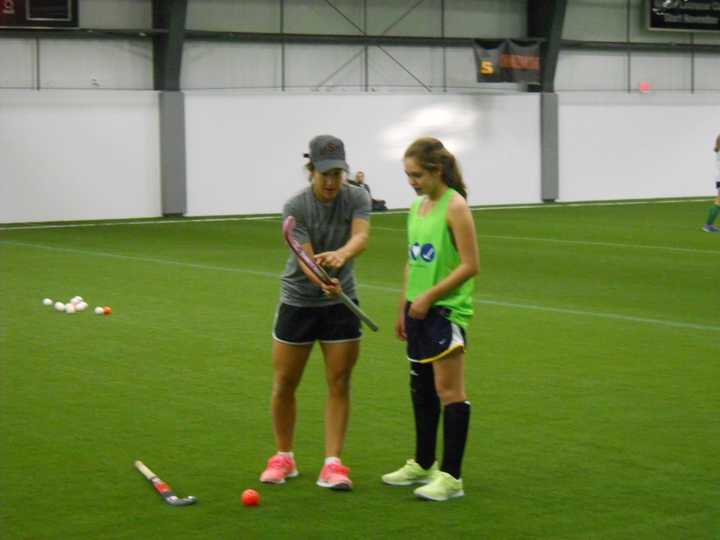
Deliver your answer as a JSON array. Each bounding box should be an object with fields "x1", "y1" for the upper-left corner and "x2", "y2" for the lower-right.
[{"x1": 260, "y1": 135, "x2": 371, "y2": 491}]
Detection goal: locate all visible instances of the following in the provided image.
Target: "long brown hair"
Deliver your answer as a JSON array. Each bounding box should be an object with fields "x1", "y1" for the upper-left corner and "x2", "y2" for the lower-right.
[
  {"x1": 715, "y1": 135, "x2": 720, "y2": 153},
  {"x1": 404, "y1": 137, "x2": 467, "y2": 199}
]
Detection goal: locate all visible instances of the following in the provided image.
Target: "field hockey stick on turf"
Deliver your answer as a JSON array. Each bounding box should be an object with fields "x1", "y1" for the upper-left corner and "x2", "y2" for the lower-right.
[
  {"x1": 134, "y1": 460, "x2": 197, "y2": 507},
  {"x1": 282, "y1": 216, "x2": 379, "y2": 332}
]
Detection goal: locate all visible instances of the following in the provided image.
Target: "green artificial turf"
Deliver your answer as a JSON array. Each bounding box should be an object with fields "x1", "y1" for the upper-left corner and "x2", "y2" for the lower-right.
[{"x1": 0, "y1": 200, "x2": 717, "y2": 539}]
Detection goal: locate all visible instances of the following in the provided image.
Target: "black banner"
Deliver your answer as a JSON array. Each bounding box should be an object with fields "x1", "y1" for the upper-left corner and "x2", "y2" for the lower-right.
[
  {"x1": 648, "y1": 0, "x2": 720, "y2": 32},
  {"x1": 0, "y1": 0, "x2": 78, "y2": 28},
  {"x1": 473, "y1": 39, "x2": 541, "y2": 84}
]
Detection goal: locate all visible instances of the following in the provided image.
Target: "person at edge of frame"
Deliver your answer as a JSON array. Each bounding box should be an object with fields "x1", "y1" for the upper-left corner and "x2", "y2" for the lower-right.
[
  {"x1": 381, "y1": 137, "x2": 479, "y2": 502},
  {"x1": 702, "y1": 134, "x2": 720, "y2": 233},
  {"x1": 260, "y1": 134, "x2": 371, "y2": 491}
]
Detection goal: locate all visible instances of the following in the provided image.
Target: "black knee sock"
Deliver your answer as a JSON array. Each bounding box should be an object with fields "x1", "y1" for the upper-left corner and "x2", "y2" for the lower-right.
[
  {"x1": 410, "y1": 362, "x2": 440, "y2": 470},
  {"x1": 441, "y1": 401, "x2": 471, "y2": 479}
]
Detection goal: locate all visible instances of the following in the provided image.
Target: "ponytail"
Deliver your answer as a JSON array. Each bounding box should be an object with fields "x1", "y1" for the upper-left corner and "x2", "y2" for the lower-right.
[
  {"x1": 440, "y1": 153, "x2": 467, "y2": 199},
  {"x1": 404, "y1": 137, "x2": 467, "y2": 199}
]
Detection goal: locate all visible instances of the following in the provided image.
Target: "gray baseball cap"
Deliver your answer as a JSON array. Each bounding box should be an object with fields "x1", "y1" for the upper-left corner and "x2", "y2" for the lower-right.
[{"x1": 308, "y1": 135, "x2": 349, "y2": 173}]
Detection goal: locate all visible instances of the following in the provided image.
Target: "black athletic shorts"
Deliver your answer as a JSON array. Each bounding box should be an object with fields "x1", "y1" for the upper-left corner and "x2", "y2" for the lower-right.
[
  {"x1": 405, "y1": 302, "x2": 466, "y2": 363},
  {"x1": 273, "y1": 301, "x2": 362, "y2": 345}
]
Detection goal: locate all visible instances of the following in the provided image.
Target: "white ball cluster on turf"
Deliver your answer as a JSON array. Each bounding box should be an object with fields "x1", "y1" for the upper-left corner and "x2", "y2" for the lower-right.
[
  {"x1": 65, "y1": 303, "x2": 76, "y2": 314},
  {"x1": 54, "y1": 301, "x2": 65, "y2": 312},
  {"x1": 43, "y1": 298, "x2": 53, "y2": 306},
  {"x1": 94, "y1": 306, "x2": 104, "y2": 315},
  {"x1": 75, "y1": 301, "x2": 88, "y2": 312}
]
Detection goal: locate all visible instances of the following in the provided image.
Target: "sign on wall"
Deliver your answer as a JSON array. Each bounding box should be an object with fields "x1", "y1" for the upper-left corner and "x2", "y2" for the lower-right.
[
  {"x1": 647, "y1": 0, "x2": 720, "y2": 32},
  {"x1": 473, "y1": 39, "x2": 541, "y2": 84},
  {"x1": 0, "y1": 0, "x2": 78, "y2": 28}
]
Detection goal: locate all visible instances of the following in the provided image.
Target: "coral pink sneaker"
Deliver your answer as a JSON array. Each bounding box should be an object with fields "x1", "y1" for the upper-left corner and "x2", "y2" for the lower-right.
[
  {"x1": 316, "y1": 461, "x2": 353, "y2": 491},
  {"x1": 260, "y1": 454, "x2": 299, "y2": 484}
]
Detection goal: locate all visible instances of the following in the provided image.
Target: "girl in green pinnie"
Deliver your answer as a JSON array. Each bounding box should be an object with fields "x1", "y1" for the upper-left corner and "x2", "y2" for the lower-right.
[{"x1": 382, "y1": 137, "x2": 479, "y2": 501}]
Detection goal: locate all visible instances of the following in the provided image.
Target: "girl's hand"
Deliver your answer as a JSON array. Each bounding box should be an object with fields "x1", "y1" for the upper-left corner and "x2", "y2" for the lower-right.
[
  {"x1": 408, "y1": 293, "x2": 432, "y2": 320},
  {"x1": 395, "y1": 314, "x2": 407, "y2": 341},
  {"x1": 314, "y1": 250, "x2": 347, "y2": 269}
]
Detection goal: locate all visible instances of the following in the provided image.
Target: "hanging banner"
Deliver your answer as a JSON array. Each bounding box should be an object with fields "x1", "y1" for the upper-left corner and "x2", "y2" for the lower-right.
[
  {"x1": 648, "y1": 0, "x2": 720, "y2": 32},
  {"x1": 473, "y1": 39, "x2": 541, "y2": 84}
]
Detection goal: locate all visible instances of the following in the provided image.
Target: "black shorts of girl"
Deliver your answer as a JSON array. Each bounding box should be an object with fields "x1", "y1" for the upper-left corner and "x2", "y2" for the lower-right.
[
  {"x1": 405, "y1": 302, "x2": 466, "y2": 363},
  {"x1": 273, "y1": 301, "x2": 362, "y2": 345}
]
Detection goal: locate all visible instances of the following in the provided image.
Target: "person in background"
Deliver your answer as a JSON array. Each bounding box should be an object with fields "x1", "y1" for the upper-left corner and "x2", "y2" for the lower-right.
[
  {"x1": 702, "y1": 134, "x2": 720, "y2": 233},
  {"x1": 349, "y1": 171, "x2": 388, "y2": 212}
]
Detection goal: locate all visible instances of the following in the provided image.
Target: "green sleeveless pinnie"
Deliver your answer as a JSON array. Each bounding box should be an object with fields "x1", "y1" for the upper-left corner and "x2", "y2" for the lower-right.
[{"x1": 406, "y1": 188, "x2": 474, "y2": 329}]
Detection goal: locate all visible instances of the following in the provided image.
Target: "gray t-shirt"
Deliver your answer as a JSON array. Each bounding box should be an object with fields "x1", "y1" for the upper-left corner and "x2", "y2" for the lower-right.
[{"x1": 280, "y1": 183, "x2": 371, "y2": 307}]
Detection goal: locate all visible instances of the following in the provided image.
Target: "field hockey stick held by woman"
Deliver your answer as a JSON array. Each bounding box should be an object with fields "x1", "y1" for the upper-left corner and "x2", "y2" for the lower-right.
[{"x1": 282, "y1": 216, "x2": 379, "y2": 332}]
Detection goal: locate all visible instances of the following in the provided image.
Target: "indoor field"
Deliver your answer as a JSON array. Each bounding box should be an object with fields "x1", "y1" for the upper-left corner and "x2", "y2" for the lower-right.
[{"x1": 1, "y1": 200, "x2": 717, "y2": 539}]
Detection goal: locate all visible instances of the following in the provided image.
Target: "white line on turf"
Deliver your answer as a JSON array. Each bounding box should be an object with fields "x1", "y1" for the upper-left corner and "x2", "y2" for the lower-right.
[
  {"x1": 0, "y1": 240, "x2": 278, "y2": 278},
  {"x1": 474, "y1": 299, "x2": 720, "y2": 331},
  {"x1": 359, "y1": 283, "x2": 719, "y2": 332},
  {"x1": 0, "y1": 215, "x2": 282, "y2": 231},
  {"x1": 371, "y1": 227, "x2": 720, "y2": 256},
  {"x1": 472, "y1": 198, "x2": 709, "y2": 210},
  {"x1": 0, "y1": 198, "x2": 709, "y2": 231},
  {"x1": 2, "y1": 240, "x2": 718, "y2": 333}
]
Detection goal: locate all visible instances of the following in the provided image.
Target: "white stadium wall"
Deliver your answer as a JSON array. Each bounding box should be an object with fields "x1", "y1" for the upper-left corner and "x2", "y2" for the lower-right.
[
  {"x1": 1, "y1": 0, "x2": 720, "y2": 223},
  {"x1": 0, "y1": 91, "x2": 161, "y2": 223},
  {"x1": 557, "y1": 93, "x2": 720, "y2": 202},
  {"x1": 183, "y1": 92, "x2": 542, "y2": 216},
  {"x1": 2, "y1": 91, "x2": 720, "y2": 223}
]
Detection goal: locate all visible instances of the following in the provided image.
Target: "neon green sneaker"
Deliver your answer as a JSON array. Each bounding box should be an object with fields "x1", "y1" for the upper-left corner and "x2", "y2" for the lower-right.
[
  {"x1": 381, "y1": 459, "x2": 438, "y2": 486},
  {"x1": 413, "y1": 471, "x2": 464, "y2": 501}
]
